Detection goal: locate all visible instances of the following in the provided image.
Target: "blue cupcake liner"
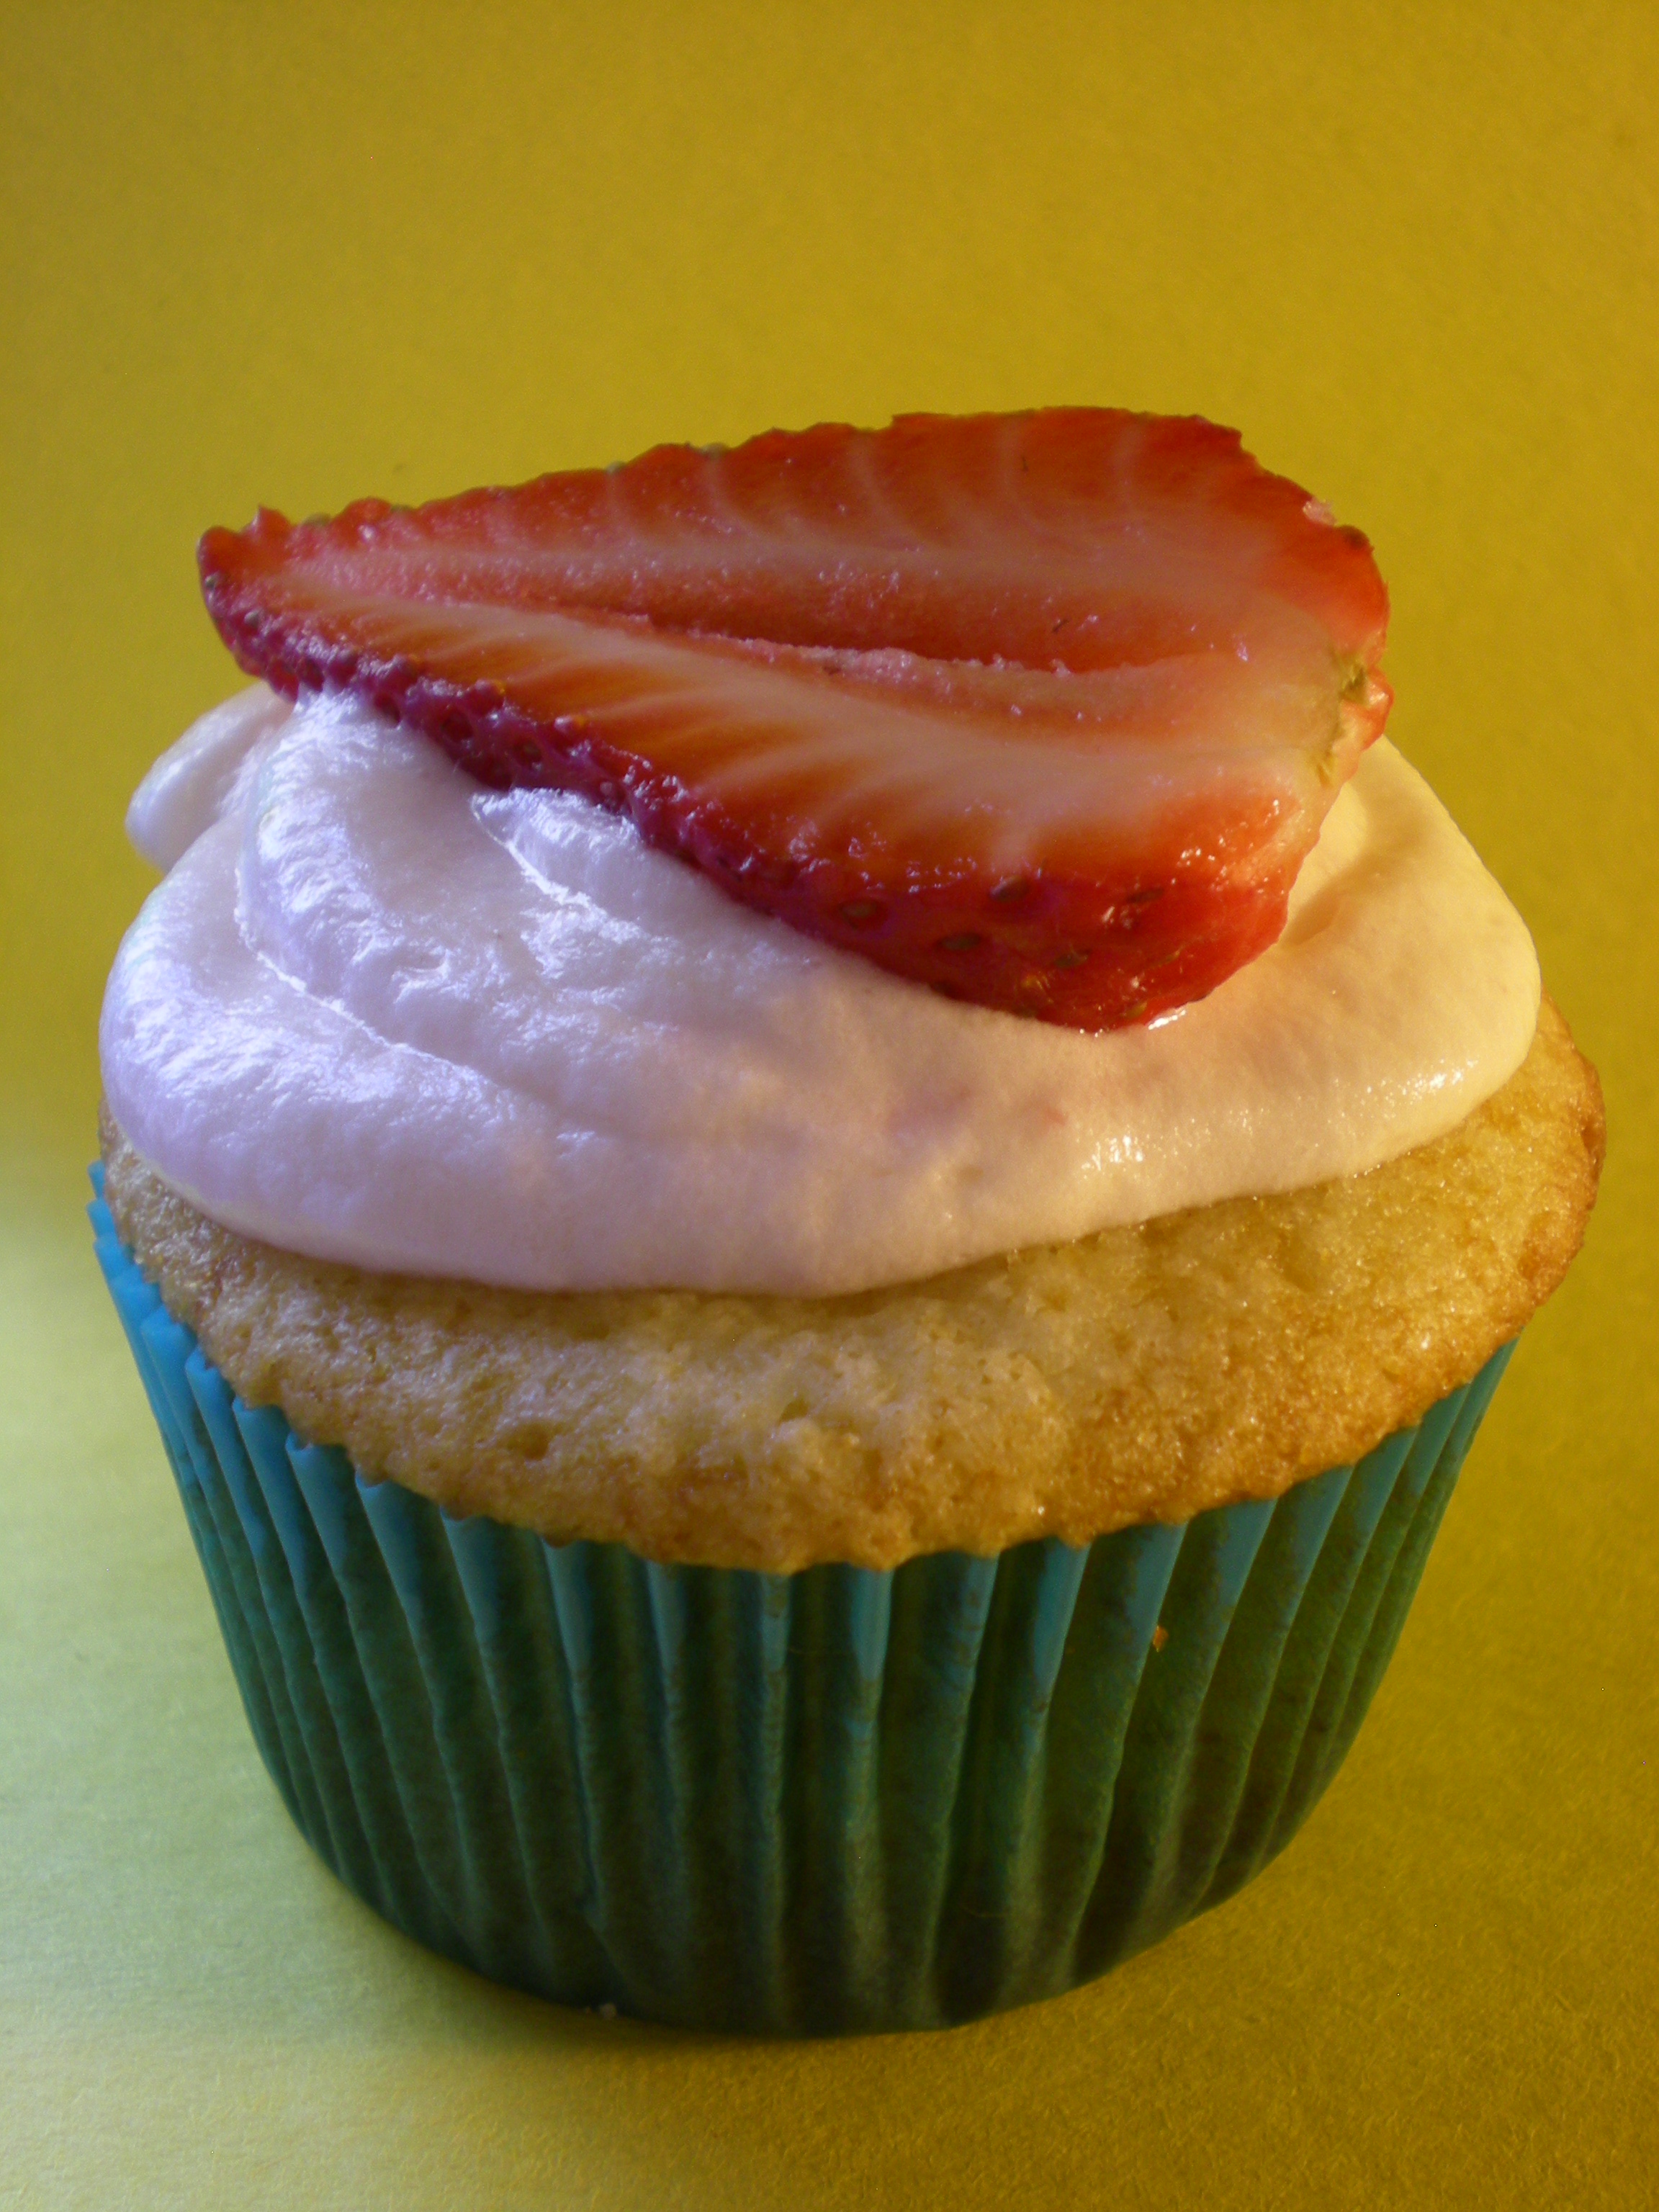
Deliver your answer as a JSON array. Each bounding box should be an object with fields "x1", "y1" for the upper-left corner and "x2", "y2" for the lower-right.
[{"x1": 91, "y1": 1173, "x2": 1511, "y2": 2035}]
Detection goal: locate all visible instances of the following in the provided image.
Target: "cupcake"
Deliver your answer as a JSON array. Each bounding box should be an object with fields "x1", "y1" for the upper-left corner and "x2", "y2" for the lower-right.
[{"x1": 94, "y1": 412, "x2": 1602, "y2": 2033}]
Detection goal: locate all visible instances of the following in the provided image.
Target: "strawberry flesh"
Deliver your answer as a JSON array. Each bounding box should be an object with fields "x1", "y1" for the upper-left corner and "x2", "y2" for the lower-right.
[{"x1": 199, "y1": 410, "x2": 1390, "y2": 1029}]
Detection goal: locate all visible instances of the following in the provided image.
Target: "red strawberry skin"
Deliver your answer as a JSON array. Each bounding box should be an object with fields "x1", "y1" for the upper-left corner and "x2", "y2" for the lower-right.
[{"x1": 199, "y1": 411, "x2": 1390, "y2": 1030}]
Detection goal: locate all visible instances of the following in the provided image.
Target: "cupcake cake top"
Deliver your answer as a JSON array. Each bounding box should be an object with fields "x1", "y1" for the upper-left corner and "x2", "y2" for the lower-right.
[{"x1": 103, "y1": 411, "x2": 1539, "y2": 1298}]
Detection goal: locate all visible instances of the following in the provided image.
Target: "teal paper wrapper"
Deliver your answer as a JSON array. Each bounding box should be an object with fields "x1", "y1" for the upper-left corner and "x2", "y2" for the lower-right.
[{"x1": 91, "y1": 1177, "x2": 1512, "y2": 2036}]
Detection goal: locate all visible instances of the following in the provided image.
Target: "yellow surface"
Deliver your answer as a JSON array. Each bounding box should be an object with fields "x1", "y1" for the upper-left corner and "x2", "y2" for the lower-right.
[{"x1": 1, "y1": 2, "x2": 1655, "y2": 2203}]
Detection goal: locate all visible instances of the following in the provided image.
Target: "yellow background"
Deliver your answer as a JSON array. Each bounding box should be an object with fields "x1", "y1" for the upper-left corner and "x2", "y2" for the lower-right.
[{"x1": 3, "y1": 3, "x2": 1655, "y2": 2204}]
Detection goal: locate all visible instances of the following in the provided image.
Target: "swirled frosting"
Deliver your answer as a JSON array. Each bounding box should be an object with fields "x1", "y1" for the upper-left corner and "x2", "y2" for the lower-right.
[{"x1": 100, "y1": 685, "x2": 1540, "y2": 1295}]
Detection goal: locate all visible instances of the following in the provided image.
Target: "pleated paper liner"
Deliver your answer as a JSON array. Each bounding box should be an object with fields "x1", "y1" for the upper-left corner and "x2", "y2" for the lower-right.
[{"x1": 91, "y1": 1173, "x2": 1512, "y2": 2036}]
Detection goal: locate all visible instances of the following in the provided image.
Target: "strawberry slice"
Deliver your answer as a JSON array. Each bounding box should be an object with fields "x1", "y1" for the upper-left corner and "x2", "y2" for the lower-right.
[{"x1": 199, "y1": 410, "x2": 1390, "y2": 1029}]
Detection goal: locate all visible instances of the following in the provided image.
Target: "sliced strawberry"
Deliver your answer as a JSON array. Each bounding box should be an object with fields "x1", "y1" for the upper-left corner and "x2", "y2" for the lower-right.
[{"x1": 199, "y1": 410, "x2": 1390, "y2": 1028}]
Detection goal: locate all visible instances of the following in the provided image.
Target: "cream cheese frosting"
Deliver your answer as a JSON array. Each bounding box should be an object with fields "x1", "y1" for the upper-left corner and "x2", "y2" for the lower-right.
[{"x1": 101, "y1": 685, "x2": 1541, "y2": 1295}]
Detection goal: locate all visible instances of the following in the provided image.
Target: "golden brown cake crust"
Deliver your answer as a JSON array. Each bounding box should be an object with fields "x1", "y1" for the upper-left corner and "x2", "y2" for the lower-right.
[{"x1": 102, "y1": 995, "x2": 1602, "y2": 1572}]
